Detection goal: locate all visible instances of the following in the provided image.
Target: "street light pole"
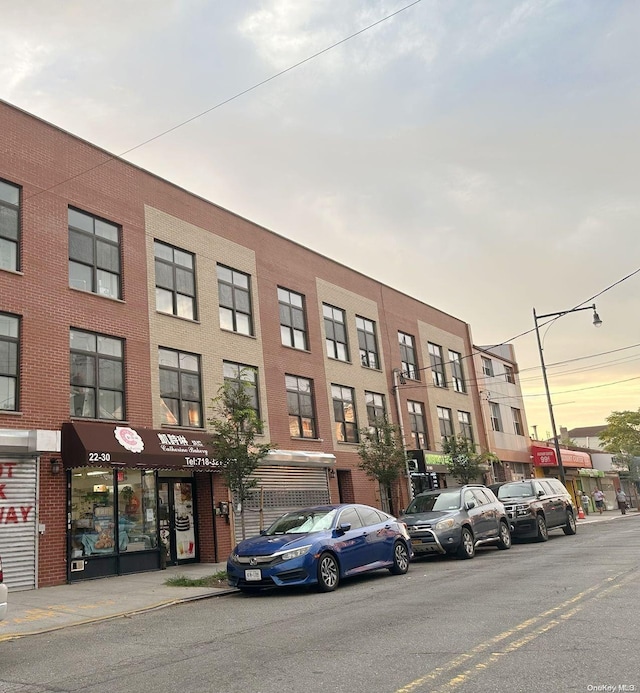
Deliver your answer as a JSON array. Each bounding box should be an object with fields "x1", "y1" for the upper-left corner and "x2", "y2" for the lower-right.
[
  {"x1": 392, "y1": 368, "x2": 414, "y2": 503},
  {"x1": 533, "y1": 304, "x2": 602, "y2": 487}
]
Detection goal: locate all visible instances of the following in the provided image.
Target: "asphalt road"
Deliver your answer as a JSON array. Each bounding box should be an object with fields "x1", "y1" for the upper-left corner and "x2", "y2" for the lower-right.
[{"x1": 1, "y1": 518, "x2": 638, "y2": 693}]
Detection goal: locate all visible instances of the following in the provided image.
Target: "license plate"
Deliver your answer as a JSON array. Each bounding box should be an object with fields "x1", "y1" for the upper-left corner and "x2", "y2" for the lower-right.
[
  {"x1": 411, "y1": 538, "x2": 423, "y2": 544},
  {"x1": 245, "y1": 569, "x2": 261, "y2": 581}
]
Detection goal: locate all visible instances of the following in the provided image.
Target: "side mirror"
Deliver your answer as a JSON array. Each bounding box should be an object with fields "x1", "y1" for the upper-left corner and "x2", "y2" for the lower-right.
[
  {"x1": 336, "y1": 522, "x2": 352, "y2": 535},
  {"x1": 465, "y1": 501, "x2": 476, "y2": 510},
  {"x1": 259, "y1": 530, "x2": 267, "y2": 535},
  {"x1": 537, "y1": 491, "x2": 544, "y2": 498}
]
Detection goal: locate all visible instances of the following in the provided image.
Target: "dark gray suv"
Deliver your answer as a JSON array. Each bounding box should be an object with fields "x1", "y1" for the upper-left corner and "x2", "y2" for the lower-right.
[
  {"x1": 400, "y1": 485, "x2": 511, "y2": 559},
  {"x1": 489, "y1": 478, "x2": 577, "y2": 541}
]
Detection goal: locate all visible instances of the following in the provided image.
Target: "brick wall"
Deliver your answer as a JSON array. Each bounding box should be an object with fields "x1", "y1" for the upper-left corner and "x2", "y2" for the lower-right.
[{"x1": 1, "y1": 100, "x2": 495, "y2": 587}]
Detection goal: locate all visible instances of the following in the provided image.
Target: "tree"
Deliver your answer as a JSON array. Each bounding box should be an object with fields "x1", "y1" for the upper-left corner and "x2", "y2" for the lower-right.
[
  {"x1": 599, "y1": 409, "x2": 640, "y2": 487},
  {"x1": 207, "y1": 375, "x2": 275, "y2": 539},
  {"x1": 357, "y1": 417, "x2": 407, "y2": 515},
  {"x1": 442, "y1": 435, "x2": 497, "y2": 485}
]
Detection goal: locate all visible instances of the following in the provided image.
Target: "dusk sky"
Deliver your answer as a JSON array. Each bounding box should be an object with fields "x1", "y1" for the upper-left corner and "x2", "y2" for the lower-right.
[{"x1": 2, "y1": 0, "x2": 638, "y2": 434}]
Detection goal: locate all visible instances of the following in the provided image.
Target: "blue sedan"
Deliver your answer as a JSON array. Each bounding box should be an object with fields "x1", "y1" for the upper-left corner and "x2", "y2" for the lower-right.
[{"x1": 227, "y1": 504, "x2": 412, "y2": 593}]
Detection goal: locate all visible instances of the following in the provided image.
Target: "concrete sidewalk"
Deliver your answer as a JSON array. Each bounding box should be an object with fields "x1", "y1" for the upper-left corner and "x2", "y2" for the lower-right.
[
  {"x1": 0, "y1": 510, "x2": 637, "y2": 642},
  {"x1": 0, "y1": 561, "x2": 234, "y2": 642}
]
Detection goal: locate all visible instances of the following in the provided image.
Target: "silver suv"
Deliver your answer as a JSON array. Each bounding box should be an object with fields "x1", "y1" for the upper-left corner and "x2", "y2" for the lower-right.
[{"x1": 400, "y1": 485, "x2": 511, "y2": 559}]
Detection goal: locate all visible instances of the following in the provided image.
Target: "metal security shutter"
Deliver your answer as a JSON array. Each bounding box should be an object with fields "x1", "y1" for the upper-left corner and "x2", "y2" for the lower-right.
[
  {"x1": 0, "y1": 458, "x2": 37, "y2": 591},
  {"x1": 233, "y1": 466, "x2": 331, "y2": 542}
]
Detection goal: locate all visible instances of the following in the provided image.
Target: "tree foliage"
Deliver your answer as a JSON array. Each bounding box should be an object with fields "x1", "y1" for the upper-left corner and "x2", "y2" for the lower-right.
[
  {"x1": 357, "y1": 417, "x2": 407, "y2": 514},
  {"x1": 600, "y1": 409, "x2": 640, "y2": 482},
  {"x1": 441, "y1": 435, "x2": 497, "y2": 485},
  {"x1": 207, "y1": 376, "x2": 275, "y2": 539}
]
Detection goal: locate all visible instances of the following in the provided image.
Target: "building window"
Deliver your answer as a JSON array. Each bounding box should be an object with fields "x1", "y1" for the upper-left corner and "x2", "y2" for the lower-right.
[
  {"x1": 0, "y1": 313, "x2": 19, "y2": 411},
  {"x1": 365, "y1": 391, "x2": 386, "y2": 437},
  {"x1": 218, "y1": 265, "x2": 253, "y2": 336},
  {"x1": 481, "y1": 356, "x2": 494, "y2": 377},
  {"x1": 399, "y1": 332, "x2": 418, "y2": 380},
  {"x1": 286, "y1": 375, "x2": 316, "y2": 438},
  {"x1": 159, "y1": 348, "x2": 202, "y2": 427},
  {"x1": 458, "y1": 411, "x2": 474, "y2": 443},
  {"x1": 0, "y1": 179, "x2": 20, "y2": 272},
  {"x1": 332, "y1": 384, "x2": 359, "y2": 443},
  {"x1": 490, "y1": 401, "x2": 503, "y2": 432},
  {"x1": 223, "y1": 361, "x2": 259, "y2": 416},
  {"x1": 429, "y1": 342, "x2": 447, "y2": 388},
  {"x1": 504, "y1": 364, "x2": 515, "y2": 384},
  {"x1": 68, "y1": 208, "x2": 121, "y2": 299},
  {"x1": 407, "y1": 400, "x2": 427, "y2": 449},
  {"x1": 278, "y1": 288, "x2": 307, "y2": 350},
  {"x1": 437, "y1": 406, "x2": 454, "y2": 441},
  {"x1": 449, "y1": 350, "x2": 466, "y2": 393},
  {"x1": 154, "y1": 241, "x2": 196, "y2": 320},
  {"x1": 70, "y1": 329, "x2": 124, "y2": 420},
  {"x1": 323, "y1": 304, "x2": 349, "y2": 361},
  {"x1": 511, "y1": 407, "x2": 524, "y2": 436},
  {"x1": 70, "y1": 469, "x2": 158, "y2": 557},
  {"x1": 356, "y1": 316, "x2": 379, "y2": 369}
]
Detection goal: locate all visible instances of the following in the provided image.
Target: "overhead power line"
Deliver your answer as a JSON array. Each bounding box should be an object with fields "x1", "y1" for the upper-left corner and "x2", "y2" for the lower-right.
[{"x1": 23, "y1": 0, "x2": 424, "y2": 203}]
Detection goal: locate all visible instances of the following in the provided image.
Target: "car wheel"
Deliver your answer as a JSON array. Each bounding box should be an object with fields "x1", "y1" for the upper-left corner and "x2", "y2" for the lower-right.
[
  {"x1": 563, "y1": 510, "x2": 577, "y2": 535},
  {"x1": 456, "y1": 527, "x2": 475, "y2": 559},
  {"x1": 497, "y1": 521, "x2": 512, "y2": 550},
  {"x1": 389, "y1": 541, "x2": 410, "y2": 575},
  {"x1": 316, "y1": 552, "x2": 340, "y2": 592},
  {"x1": 535, "y1": 514, "x2": 549, "y2": 542}
]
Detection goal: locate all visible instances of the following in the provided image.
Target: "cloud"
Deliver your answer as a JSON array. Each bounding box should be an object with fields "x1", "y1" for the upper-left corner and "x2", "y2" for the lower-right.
[{"x1": 1, "y1": 0, "x2": 639, "y2": 428}]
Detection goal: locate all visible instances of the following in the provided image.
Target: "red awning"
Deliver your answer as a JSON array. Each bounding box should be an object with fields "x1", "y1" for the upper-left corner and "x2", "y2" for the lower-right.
[
  {"x1": 531, "y1": 445, "x2": 592, "y2": 469},
  {"x1": 62, "y1": 422, "x2": 218, "y2": 471}
]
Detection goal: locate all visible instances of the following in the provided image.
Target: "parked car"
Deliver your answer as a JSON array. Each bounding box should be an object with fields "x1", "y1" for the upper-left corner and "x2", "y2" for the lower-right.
[
  {"x1": 489, "y1": 478, "x2": 577, "y2": 541},
  {"x1": 227, "y1": 504, "x2": 412, "y2": 593},
  {"x1": 400, "y1": 485, "x2": 511, "y2": 559},
  {"x1": 0, "y1": 554, "x2": 7, "y2": 621}
]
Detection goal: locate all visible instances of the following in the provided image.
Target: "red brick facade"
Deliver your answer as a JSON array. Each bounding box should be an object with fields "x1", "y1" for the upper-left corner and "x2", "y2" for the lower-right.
[{"x1": 0, "y1": 99, "x2": 487, "y2": 588}]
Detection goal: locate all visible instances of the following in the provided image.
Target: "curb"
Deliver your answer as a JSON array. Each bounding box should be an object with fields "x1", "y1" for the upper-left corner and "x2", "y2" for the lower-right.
[{"x1": 0, "y1": 588, "x2": 237, "y2": 643}]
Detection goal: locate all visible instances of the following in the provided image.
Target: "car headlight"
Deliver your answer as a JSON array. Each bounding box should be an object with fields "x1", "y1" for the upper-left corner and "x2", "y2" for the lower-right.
[
  {"x1": 279, "y1": 545, "x2": 313, "y2": 562},
  {"x1": 435, "y1": 518, "x2": 455, "y2": 531},
  {"x1": 515, "y1": 504, "x2": 530, "y2": 516},
  {"x1": 229, "y1": 551, "x2": 239, "y2": 563}
]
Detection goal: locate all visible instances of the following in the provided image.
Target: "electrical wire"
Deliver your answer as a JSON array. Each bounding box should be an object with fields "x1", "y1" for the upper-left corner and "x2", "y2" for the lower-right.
[{"x1": 22, "y1": 0, "x2": 424, "y2": 204}]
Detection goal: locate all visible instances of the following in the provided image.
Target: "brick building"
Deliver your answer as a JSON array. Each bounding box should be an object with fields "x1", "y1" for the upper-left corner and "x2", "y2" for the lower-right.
[{"x1": 1, "y1": 99, "x2": 489, "y2": 590}]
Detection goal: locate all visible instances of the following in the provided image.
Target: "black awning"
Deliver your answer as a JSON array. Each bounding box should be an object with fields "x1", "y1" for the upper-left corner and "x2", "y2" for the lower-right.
[{"x1": 62, "y1": 422, "x2": 219, "y2": 471}]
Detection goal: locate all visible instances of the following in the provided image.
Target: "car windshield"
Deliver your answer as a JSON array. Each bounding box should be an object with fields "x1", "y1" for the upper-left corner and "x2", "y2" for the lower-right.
[
  {"x1": 266, "y1": 509, "x2": 338, "y2": 535},
  {"x1": 497, "y1": 482, "x2": 535, "y2": 499},
  {"x1": 405, "y1": 490, "x2": 461, "y2": 513}
]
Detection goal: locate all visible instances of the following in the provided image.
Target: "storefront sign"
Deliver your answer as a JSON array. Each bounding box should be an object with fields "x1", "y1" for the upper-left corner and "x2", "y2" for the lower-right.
[
  {"x1": 531, "y1": 445, "x2": 592, "y2": 469},
  {"x1": 578, "y1": 468, "x2": 605, "y2": 477},
  {"x1": 62, "y1": 422, "x2": 219, "y2": 471}
]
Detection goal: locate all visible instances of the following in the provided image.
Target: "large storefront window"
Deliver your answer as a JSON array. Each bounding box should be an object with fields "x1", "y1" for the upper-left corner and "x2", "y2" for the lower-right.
[
  {"x1": 117, "y1": 470, "x2": 158, "y2": 552},
  {"x1": 70, "y1": 468, "x2": 157, "y2": 558}
]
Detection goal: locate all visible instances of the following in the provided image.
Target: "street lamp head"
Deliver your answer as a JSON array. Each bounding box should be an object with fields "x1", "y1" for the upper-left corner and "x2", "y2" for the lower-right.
[{"x1": 592, "y1": 310, "x2": 603, "y2": 328}]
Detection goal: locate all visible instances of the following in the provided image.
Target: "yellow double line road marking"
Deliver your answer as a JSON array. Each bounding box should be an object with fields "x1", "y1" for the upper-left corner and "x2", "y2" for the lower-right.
[{"x1": 396, "y1": 570, "x2": 636, "y2": 693}]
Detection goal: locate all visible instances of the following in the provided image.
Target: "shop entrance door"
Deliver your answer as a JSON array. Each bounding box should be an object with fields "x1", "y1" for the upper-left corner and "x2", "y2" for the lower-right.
[{"x1": 158, "y1": 480, "x2": 197, "y2": 566}]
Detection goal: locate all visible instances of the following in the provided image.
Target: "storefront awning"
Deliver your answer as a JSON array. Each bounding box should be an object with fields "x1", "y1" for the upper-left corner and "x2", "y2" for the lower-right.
[
  {"x1": 531, "y1": 445, "x2": 592, "y2": 469},
  {"x1": 62, "y1": 422, "x2": 216, "y2": 471}
]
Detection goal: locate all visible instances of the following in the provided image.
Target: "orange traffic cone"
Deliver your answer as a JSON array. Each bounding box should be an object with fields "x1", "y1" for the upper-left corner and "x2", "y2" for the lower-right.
[{"x1": 578, "y1": 506, "x2": 586, "y2": 520}]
